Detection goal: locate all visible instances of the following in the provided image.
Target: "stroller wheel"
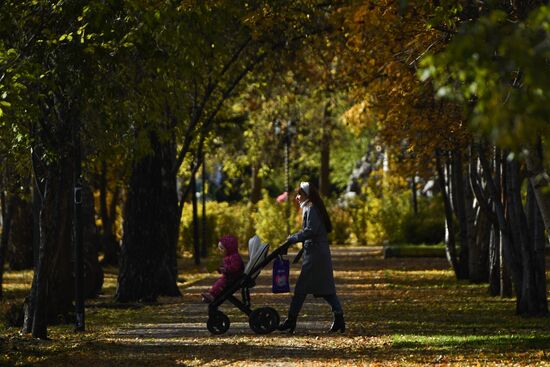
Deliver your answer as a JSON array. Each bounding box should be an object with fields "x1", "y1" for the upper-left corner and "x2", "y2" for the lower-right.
[
  {"x1": 249, "y1": 307, "x2": 280, "y2": 334},
  {"x1": 207, "y1": 310, "x2": 230, "y2": 335}
]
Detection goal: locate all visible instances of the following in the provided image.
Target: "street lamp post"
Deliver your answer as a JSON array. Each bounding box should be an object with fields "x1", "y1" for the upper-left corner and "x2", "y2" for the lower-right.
[
  {"x1": 274, "y1": 119, "x2": 297, "y2": 236},
  {"x1": 73, "y1": 120, "x2": 85, "y2": 332}
]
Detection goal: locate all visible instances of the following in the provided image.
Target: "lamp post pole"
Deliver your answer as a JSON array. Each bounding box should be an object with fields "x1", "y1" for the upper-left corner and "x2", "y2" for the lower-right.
[
  {"x1": 73, "y1": 119, "x2": 85, "y2": 332},
  {"x1": 274, "y1": 118, "x2": 296, "y2": 237},
  {"x1": 284, "y1": 133, "x2": 290, "y2": 236}
]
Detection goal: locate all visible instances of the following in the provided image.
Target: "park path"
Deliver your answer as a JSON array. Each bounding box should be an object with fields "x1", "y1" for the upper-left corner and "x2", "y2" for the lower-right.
[
  {"x1": 36, "y1": 246, "x2": 550, "y2": 366},
  {"x1": 102, "y1": 246, "x2": 449, "y2": 366},
  {"x1": 121, "y1": 246, "x2": 384, "y2": 337},
  {"x1": 37, "y1": 246, "x2": 466, "y2": 367}
]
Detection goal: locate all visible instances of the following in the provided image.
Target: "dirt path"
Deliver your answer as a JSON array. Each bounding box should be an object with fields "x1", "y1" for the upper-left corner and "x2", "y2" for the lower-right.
[
  {"x1": 36, "y1": 246, "x2": 550, "y2": 366},
  {"x1": 122, "y1": 247, "x2": 382, "y2": 335},
  {"x1": 106, "y1": 247, "x2": 387, "y2": 366},
  {"x1": 98, "y1": 246, "x2": 443, "y2": 366}
]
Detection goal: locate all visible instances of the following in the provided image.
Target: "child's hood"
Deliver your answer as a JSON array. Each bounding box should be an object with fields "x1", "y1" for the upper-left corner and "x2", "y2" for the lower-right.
[{"x1": 220, "y1": 235, "x2": 239, "y2": 255}]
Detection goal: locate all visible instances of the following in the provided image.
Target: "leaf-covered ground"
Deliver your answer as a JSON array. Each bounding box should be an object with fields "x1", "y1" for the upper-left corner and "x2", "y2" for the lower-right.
[{"x1": 2, "y1": 247, "x2": 550, "y2": 366}]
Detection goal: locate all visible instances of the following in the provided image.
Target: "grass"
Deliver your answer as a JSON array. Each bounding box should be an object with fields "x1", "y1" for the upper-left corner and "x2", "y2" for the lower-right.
[
  {"x1": 383, "y1": 243, "x2": 447, "y2": 257},
  {"x1": 1, "y1": 247, "x2": 550, "y2": 366}
]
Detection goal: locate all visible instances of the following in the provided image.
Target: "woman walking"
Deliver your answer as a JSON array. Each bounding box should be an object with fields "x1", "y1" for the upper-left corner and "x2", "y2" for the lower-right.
[{"x1": 278, "y1": 181, "x2": 345, "y2": 334}]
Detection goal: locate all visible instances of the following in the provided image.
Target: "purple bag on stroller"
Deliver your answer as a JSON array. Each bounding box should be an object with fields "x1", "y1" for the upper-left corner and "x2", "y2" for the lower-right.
[{"x1": 272, "y1": 256, "x2": 290, "y2": 293}]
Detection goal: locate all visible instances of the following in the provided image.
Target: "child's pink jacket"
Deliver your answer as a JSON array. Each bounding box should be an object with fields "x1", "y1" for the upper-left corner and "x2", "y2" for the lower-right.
[{"x1": 209, "y1": 236, "x2": 244, "y2": 297}]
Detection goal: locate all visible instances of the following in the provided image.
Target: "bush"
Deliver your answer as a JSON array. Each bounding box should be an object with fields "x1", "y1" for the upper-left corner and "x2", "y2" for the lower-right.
[
  {"x1": 333, "y1": 172, "x2": 446, "y2": 246},
  {"x1": 179, "y1": 191, "x2": 299, "y2": 256},
  {"x1": 402, "y1": 199, "x2": 445, "y2": 244},
  {"x1": 179, "y1": 201, "x2": 255, "y2": 255},
  {"x1": 328, "y1": 205, "x2": 353, "y2": 244},
  {"x1": 253, "y1": 190, "x2": 300, "y2": 246},
  {"x1": 373, "y1": 189, "x2": 410, "y2": 244},
  {"x1": 178, "y1": 177, "x2": 445, "y2": 253},
  {"x1": 339, "y1": 175, "x2": 410, "y2": 245},
  {"x1": 1, "y1": 300, "x2": 24, "y2": 327}
]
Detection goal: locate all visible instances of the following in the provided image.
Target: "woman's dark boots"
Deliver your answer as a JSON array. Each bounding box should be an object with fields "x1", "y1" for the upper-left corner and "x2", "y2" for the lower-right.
[
  {"x1": 278, "y1": 316, "x2": 297, "y2": 334},
  {"x1": 329, "y1": 313, "x2": 345, "y2": 333}
]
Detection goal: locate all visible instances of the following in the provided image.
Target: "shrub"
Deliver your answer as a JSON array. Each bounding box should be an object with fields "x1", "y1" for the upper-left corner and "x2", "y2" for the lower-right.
[
  {"x1": 179, "y1": 191, "x2": 299, "y2": 256},
  {"x1": 402, "y1": 199, "x2": 445, "y2": 244},
  {"x1": 328, "y1": 205, "x2": 353, "y2": 244},
  {"x1": 345, "y1": 196, "x2": 371, "y2": 245},
  {"x1": 179, "y1": 201, "x2": 255, "y2": 255},
  {"x1": 371, "y1": 188, "x2": 410, "y2": 244},
  {"x1": 253, "y1": 190, "x2": 300, "y2": 246},
  {"x1": 340, "y1": 177, "x2": 410, "y2": 245},
  {"x1": 1, "y1": 300, "x2": 24, "y2": 327},
  {"x1": 333, "y1": 172, "x2": 445, "y2": 245},
  {"x1": 178, "y1": 177, "x2": 445, "y2": 253}
]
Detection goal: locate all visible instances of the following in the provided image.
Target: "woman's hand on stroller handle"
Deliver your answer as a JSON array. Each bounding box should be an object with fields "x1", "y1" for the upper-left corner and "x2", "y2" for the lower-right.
[{"x1": 279, "y1": 239, "x2": 292, "y2": 255}]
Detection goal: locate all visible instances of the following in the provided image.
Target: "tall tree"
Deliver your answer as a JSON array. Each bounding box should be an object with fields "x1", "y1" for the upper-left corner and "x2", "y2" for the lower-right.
[
  {"x1": 0, "y1": 0, "x2": 133, "y2": 337},
  {"x1": 423, "y1": 1, "x2": 549, "y2": 315},
  {"x1": 112, "y1": 1, "x2": 337, "y2": 301},
  {"x1": 340, "y1": 0, "x2": 476, "y2": 278}
]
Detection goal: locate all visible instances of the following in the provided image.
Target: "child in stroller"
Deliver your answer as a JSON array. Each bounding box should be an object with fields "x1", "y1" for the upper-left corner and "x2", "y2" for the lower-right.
[
  {"x1": 201, "y1": 235, "x2": 244, "y2": 303},
  {"x1": 204, "y1": 235, "x2": 291, "y2": 335}
]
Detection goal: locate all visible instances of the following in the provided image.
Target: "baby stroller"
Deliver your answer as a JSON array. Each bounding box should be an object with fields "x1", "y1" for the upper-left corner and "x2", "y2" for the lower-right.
[{"x1": 206, "y1": 235, "x2": 291, "y2": 335}]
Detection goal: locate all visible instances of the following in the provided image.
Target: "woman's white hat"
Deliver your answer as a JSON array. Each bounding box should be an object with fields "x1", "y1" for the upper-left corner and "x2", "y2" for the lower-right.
[{"x1": 300, "y1": 181, "x2": 310, "y2": 196}]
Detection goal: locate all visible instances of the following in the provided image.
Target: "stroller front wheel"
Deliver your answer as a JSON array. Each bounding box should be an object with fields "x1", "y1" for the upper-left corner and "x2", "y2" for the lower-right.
[
  {"x1": 207, "y1": 310, "x2": 230, "y2": 335},
  {"x1": 249, "y1": 307, "x2": 280, "y2": 334}
]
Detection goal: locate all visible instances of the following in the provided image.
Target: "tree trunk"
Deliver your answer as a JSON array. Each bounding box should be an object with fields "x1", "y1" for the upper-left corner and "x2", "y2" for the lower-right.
[
  {"x1": 471, "y1": 206, "x2": 490, "y2": 283},
  {"x1": 81, "y1": 184, "x2": 104, "y2": 298},
  {"x1": 504, "y1": 159, "x2": 547, "y2": 315},
  {"x1": 524, "y1": 138, "x2": 550, "y2": 242},
  {"x1": 521, "y1": 137, "x2": 548, "y2": 314},
  {"x1": 32, "y1": 180, "x2": 41, "y2": 268},
  {"x1": 23, "y1": 179, "x2": 42, "y2": 334},
  {"x1": 0, "y1": 192, "x2": 15, "y2": 299},
  {"x1": 477, "y1": 145, "x2": 514, "y2": 298},
  {"x1": 522, "y1": 182, "x2": 548, "y2": 315},
  {"x1": 531, "y1": 184, "x2": 548, "y2": 314},
  {"x1": 99, "y1": 161, "x2": 119, "y2": 266},
  {"x1": 319, "y1": 101, "x2": 331, "y2": 197},
  {"x1": 250, "y1": 161, "x2": 262, "y2": 204},
  {"x1": 500, "y1": 233, "x2": 513, "y2": 298},
  {"x1": 497, "y1": 151, "x2": 513, "y2": 297},
  {"x1": 25, "y1": 158, "x2": 74, "y2": 338},
  {"x1": 488, "y1": 222, "x2": 500, "y2": 295},
  {"x1": 504, "y1": 159, "x2": 525, "y2": 298},
  {"x1": 7, "y1": 195, "x2": 34, "y2": 270},
  {"x1": 451, "y1": 149, "x2": 469, "y2": 279},
  {"x1": 467, "y1": 148, "x2": 487, "y2": 283},
  {"x1": 435, "y1": 150, "x2": 460, "y2": 276},
  {"x1": 201, "y1": 157, "x2": 208, "y2": 258},
  {"x1": 191, "y1": 168, "x2": 200, "y2": 265},
  {"x1": 488, "y1": 148, "x2": 501, "y2": 295},
  {"x1": 411, "y1": 175, "x2": 418, "y2": 214},
  {"x1": 116, "y1": 133, "x2": 181, "y2": 302},
  {"x1": 465, "y1": 173, "x2": 478, "y2": 282}
]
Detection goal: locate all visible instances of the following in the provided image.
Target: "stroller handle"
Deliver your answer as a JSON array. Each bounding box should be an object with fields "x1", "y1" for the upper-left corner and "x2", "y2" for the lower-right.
[{"x1": 269, "y1": 240, "x2": 292, "y2": 257}]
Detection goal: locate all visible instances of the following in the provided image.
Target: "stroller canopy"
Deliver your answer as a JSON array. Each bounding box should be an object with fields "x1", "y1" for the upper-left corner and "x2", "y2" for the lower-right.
[{"x1": 244, "y1": 235, "x2": 269, "y2": 278}]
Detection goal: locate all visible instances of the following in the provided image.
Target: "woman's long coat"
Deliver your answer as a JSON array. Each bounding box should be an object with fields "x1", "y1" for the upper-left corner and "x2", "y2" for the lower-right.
[{"x1": 288, "y1": 202, "x2": 336, "y2": 295}]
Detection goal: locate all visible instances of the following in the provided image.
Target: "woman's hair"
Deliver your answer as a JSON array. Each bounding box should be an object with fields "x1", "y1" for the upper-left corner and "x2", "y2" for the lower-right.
[{"x1": 297, "y1": 183, "x2": 332, "y2": 233}]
